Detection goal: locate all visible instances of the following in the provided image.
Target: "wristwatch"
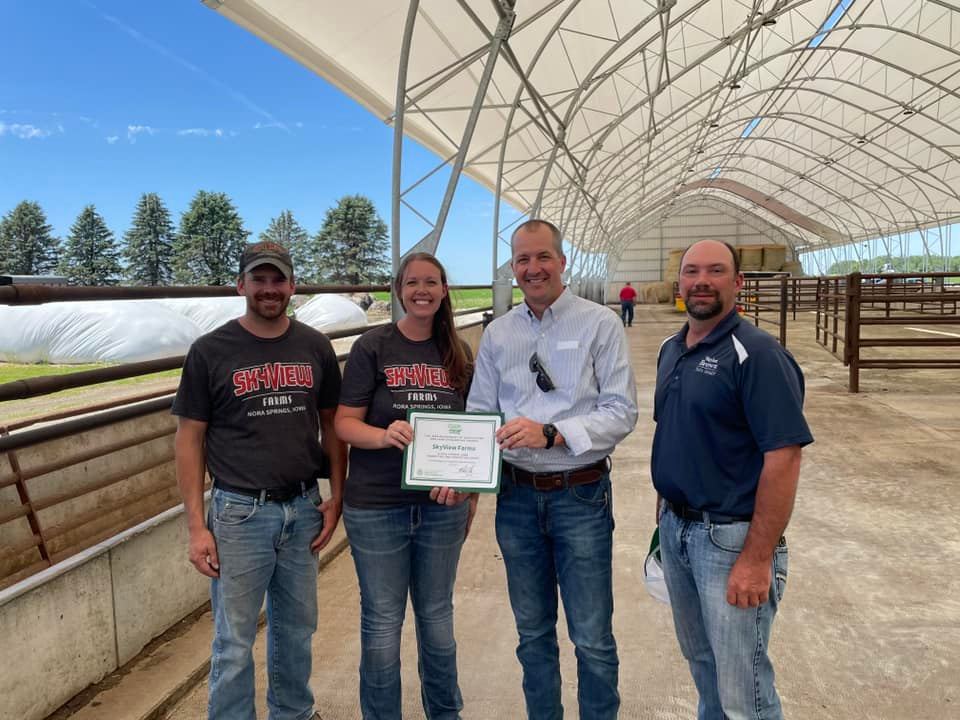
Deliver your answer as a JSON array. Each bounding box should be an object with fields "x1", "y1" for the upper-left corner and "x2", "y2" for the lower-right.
[{"x1": 542, "y1": 423, "x2": 558, "y2": 449}]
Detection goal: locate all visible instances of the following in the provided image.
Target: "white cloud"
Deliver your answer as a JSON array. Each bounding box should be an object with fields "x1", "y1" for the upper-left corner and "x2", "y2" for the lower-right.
[
  {"x1": 126, "y1": 124, "x2": 156, "y2": 143},
  {"x1": 106, "y1": 135, "x2": 119, "y2": 144},
  {"x1": 0, "y1": 122, "x2": 51, "y2": 140},
  {"x1": 176, "y1": 127, "x2": 226, "y2": 138}
]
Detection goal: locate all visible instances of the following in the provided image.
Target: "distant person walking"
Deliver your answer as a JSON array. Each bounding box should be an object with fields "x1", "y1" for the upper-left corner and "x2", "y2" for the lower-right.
[
  {"x1": 619, "y1": 282, "x2": 637, "y2": 327},
  {"x1": 335, "y1": 252, "x2": 476, "y2": 720},
  {"x1": 173, "y1": 241, "x2": 347, "y2": 720},
  {"x1": 652, "y1": 239, "x2": 813, "y2": 720}
]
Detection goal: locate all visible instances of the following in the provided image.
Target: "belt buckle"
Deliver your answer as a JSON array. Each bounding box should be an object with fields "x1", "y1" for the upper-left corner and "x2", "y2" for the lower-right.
[{"x1": 532, "y1": 472, "x2": 562, "y2": 491}]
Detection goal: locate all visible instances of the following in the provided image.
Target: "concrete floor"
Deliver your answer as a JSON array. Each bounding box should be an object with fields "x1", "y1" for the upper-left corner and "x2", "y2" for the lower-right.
[{"x1": 159, "y1": 304, "x2": 960, "y2": 720}]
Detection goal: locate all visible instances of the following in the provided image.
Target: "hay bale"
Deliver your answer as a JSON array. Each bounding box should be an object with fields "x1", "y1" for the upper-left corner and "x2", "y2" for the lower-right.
[
  {"x1": 762, "y1": 245, "x2": 787, "y2": 271},
  {"x1": 652, "y1": 281, "x2": 672, "y2": 303},
  {"x1": 781, "y1": 261, "x2": 804, "y2": 276},
  {"x1": 643, "y1": 284, "x2": 660, "y2": 304},
  {"x1": 739, "y1": 246, "x2": 763, "y2": 270}
]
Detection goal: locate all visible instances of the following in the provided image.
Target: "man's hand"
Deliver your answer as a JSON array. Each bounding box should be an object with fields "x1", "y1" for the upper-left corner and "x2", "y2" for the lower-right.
[
  {"x1": 726, "y1": 554, "x2": 771, "y2": 608},
  {"x1": 311, "y1": 496, "x2": 342, "y2": 552},
  {"x1": 188, "y1": 528, "x2": 220, "y2": 578},
  {"x1": 496, "y1": 417, "x2": 560, "y2": 450}
]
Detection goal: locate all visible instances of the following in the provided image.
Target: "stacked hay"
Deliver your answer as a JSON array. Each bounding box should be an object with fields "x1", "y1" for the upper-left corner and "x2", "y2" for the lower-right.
[
  {"x1": 663, "y1": 248, "x2": 684, "y2": 278},
  {"x1": 739, "y1": 246, "x2": 764, "y2": 270},
  {"x1": 762, "y1": 245, "x2": 787, "y2": 271},
  {"x1": 781, "y1": 260, "x2": 804, "y2": 276}
]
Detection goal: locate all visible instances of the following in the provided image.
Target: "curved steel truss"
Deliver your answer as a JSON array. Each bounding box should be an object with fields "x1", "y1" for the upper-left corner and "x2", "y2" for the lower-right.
[{"x1": 210, "y1": 0, "x2": 960, "y2": 283}]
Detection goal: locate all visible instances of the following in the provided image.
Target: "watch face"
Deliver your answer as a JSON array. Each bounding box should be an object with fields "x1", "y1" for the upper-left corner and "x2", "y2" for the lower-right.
[{"x1": 543, "y1": 423, "x2": 556, "y2": 437}]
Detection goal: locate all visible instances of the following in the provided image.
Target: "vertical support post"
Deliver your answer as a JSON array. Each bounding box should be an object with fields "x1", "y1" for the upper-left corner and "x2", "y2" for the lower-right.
[
  {"x1": 779, "y1": 277, "x2": 787, "y2": 347},
  {"x1": 390, "y1": 0, "x2": 420, "y2": 322},
  {"x1": 831, "y1": 277, "x2": 840, "y2": 356},
  {"x1": 846, "y1": 272, "x2": 862, "y2": 393}
]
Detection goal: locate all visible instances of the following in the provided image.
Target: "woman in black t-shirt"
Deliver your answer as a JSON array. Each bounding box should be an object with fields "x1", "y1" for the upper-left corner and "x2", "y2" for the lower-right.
[{"x1": 335, "y1": 252, "x2": 476, "y2": 720}]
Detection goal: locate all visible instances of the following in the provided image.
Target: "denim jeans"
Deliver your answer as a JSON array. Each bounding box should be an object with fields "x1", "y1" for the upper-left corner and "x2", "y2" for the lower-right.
[
  {"x1": 620, "y1": 302, "x2": 634, "y2": 326},
  {"x1": 495, "y1": 472, "x2": 619, "y2": 720},
  {"x1": 207, "y1": 485, "x2": 323, "y2": 720},
  {"x1": 343, "y1": 501, "x2": 469, "y2": 720},
  {"x1": 658, "y1": 507, "x2": 788, "y2": 720}
]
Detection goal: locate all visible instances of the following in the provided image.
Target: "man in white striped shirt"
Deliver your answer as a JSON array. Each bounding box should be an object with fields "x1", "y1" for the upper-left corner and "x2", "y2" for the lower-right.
[{"x1": 467, "y1": 219, "x2": 638, "y2": 720}]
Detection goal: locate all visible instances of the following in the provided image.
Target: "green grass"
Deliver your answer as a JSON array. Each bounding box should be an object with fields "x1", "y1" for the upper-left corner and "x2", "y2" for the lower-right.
[
  {"x1": 0, "y1": 361, "x2": 181, "y2": 386},
  {"x1": 372, "y1": 288, "x2": 524, "y2": 310}
]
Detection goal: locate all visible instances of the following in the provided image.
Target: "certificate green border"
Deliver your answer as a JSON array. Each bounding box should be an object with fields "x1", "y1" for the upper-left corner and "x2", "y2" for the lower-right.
[{"x1": 401, "y1": 410, "x2": 504, "y2": 493}]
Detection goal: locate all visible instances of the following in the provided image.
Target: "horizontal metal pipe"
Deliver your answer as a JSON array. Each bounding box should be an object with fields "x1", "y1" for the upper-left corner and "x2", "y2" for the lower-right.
[
  {"x1": 3, "y1": 387, "x2": 179, "y2": 433},
  {"x1": 859, "y1": 316, "x2": 960, "y2": 325},
  {"x1": 0, "y1": 396, "x2": 173, "y2": 455},
  {"x1": 0, "y1": 357, "x2": 184, "y2": 402},
  {"x1": 858, "y1": 359, "x2": 960, "y2": 367},
  {"x1": 30, "y1": 451, "x2": 174, "y2": 513},
  {"x1": 859, "y1": 338, "x2": 960, "y2": 347},
  {"x1": 41, "y1": 479, "x2": 179, "y2": 543},
  {"x1": 0, "y1": 283, "x2": 391, "y2": 305}
]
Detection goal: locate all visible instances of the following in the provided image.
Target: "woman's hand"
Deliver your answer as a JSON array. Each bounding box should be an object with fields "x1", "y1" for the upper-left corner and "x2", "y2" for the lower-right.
[
  {"x1": 381, "y1": 419, "x2": 414, "y2": 449},
  {"x1": 429, "y1": 487, "x2": 479, "y2": 539}
]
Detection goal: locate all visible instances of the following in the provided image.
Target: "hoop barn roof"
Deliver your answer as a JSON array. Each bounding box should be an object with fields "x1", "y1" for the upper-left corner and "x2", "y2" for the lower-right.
[{"x1": 207, "y1": 0, "x2": 960, "y2": 256}]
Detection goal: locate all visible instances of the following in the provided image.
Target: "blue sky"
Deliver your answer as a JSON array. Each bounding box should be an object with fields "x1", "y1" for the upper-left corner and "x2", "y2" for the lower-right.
[{"x1": 0, "y1": 0, "x2": 515, "y2": 284}]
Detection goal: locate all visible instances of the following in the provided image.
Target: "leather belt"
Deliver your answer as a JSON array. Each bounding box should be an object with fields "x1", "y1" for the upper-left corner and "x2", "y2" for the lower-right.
[
  {"x1": 503, "y1": 458, "x2": 609, "y2": 491},
  {"x1": 215, "y1": 480, "x2": 305, "y2": 503},
  {"x1": 666, "y1": 501, "x2": 751, "y2": 525}
]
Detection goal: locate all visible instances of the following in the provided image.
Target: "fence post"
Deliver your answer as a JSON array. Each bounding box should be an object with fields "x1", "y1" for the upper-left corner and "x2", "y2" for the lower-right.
[
  {"x1": 778, "y1": 278, "x2": 787, "y2": 347},
  {"x1": 846, "y1": 272, "x2": 862, "y2": 392}
]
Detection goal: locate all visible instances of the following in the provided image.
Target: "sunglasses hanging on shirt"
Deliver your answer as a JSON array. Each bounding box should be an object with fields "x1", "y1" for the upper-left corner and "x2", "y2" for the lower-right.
[{"x1": 529, "y1": 352, "x2": 556, "y2": 392}]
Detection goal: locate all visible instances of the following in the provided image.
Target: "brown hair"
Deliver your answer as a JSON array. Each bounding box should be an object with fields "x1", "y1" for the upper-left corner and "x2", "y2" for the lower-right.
[{"x1": 395, "y1": 253, "x2": 473, "y2": 393}]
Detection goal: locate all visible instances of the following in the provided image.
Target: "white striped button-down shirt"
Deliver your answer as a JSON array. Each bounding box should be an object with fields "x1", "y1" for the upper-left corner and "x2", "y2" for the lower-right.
[{"x1": 467, "y1": 288, "x2": 638, "y2": 472}]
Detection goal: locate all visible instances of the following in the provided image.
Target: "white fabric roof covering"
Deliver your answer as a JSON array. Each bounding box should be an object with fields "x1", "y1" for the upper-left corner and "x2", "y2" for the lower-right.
[{"x1": 209, "y1": 0, "x2": 960, "y2": 259}]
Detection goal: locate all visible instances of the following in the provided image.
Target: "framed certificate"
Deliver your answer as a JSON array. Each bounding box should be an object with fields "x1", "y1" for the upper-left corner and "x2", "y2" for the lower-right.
[{"x1": 401, "y1": 410, "x2": 503, "y2": 492}]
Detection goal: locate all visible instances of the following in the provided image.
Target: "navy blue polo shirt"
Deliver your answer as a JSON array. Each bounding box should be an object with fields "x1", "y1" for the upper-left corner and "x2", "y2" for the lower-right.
[{"x1": 652, "y1": 309, "x2": 813, "y2": 516}]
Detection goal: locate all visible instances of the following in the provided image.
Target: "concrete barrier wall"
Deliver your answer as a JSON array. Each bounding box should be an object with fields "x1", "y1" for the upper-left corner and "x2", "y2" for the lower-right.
[{"x1": 0, "y1": 504, "x2": 208, "y2": 720}]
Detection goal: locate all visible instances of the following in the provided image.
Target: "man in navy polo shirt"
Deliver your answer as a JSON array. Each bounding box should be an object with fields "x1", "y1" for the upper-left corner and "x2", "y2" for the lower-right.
[{"x1": 651, "y1": 239, "x2": 813, "y2": 720}]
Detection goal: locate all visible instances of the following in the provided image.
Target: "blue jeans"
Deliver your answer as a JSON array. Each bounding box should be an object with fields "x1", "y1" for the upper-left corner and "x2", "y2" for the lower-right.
[
  {"x1": 208, "y1": 486, "x2": 323, "y2": 720},
  {"x1": 659, "y1": 507, "x2": 788, "y2": 720},
  {"x1": 495, "y1": 473, "x2": 619, "y2": 720},
  {"x1": 620, "y1": 302, "x2": 634, "y2": 326},
  {"x1": 343, "y1": 501, "x2": 469, "y2": 720}
]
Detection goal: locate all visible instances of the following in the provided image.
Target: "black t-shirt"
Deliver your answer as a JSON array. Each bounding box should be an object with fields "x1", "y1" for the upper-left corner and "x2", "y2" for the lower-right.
[
  {"x1": 172, "y1": 318, "x2": 341, "y2": 491},
  {"x1": 339, "y1": 323, "x2": 468, "y2": 508}
]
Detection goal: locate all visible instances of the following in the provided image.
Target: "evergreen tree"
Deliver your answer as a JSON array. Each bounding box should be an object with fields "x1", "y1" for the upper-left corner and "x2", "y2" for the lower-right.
[
  {"x1": 173, "y1": 191, "x2": 249, "y2": 285},
  {"x1": 259, "y1": 210, "x2": 313, "y2": 281},
  {"x1": 314, "y1": 195, "x2": 390, "y2": 285},
  {"x1": 123, "y1": 193, "x2": 175, "y2": 285},
  {"x1": 0, "y1": 201, "x2": 60, "y2": 275},
  {"x1": 59, "y1": 205, "x2": 122, "y2": 285}
]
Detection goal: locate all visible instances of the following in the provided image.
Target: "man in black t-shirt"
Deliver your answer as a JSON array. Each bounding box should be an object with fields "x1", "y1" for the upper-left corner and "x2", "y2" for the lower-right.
[{"x1": 173, "y1": 241, "x2": 347, "y2": 720}]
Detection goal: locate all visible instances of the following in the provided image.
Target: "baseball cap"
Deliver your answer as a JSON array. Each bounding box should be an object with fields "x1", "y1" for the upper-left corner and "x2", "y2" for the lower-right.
[
  {"x1": 643, "y1": 527, "x2": 670, "y2": 605},
  {"x1": 239, "y1": 241, "x2": 293, "y2": 279}
]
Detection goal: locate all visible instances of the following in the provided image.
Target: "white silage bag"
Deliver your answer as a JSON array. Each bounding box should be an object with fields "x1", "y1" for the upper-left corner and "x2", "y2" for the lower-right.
[
  {"x1": 295, "y1": 294, "x2": 367, "y2": 333},
  {"x1": 156, "y1": 297, "x2": 247, "y2": 333},
  {"x1": 0, "y1": 300, "x2": 202, "y2": 364}
]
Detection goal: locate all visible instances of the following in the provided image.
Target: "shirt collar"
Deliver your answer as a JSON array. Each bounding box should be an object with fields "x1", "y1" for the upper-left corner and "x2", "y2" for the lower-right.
[
  {"x1": 522, "y1": 286, "x2": 572, "y2": 322},
  {"x1": 676, "y1": 308, "x2": 742, "y2": 349}
]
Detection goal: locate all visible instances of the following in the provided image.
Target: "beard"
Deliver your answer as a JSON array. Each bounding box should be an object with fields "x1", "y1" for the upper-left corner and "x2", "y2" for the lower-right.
[
  {"x1": 247, "y1": 293, "x2": 290, "y2": 320},
  {"x1": 684, "y1": 289, "x2": 724, "y2": 320}
]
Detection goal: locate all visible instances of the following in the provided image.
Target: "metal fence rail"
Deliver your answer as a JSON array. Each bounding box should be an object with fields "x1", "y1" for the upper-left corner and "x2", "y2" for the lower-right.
[{"x1": 813, "y1": 272, "x2": 960, "y2": 392}]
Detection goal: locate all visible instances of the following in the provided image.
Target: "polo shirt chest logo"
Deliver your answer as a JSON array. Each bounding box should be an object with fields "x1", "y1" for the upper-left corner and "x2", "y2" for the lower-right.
[{"x1": 695, "y1": 355, "x2": 720, "y2": 376}]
